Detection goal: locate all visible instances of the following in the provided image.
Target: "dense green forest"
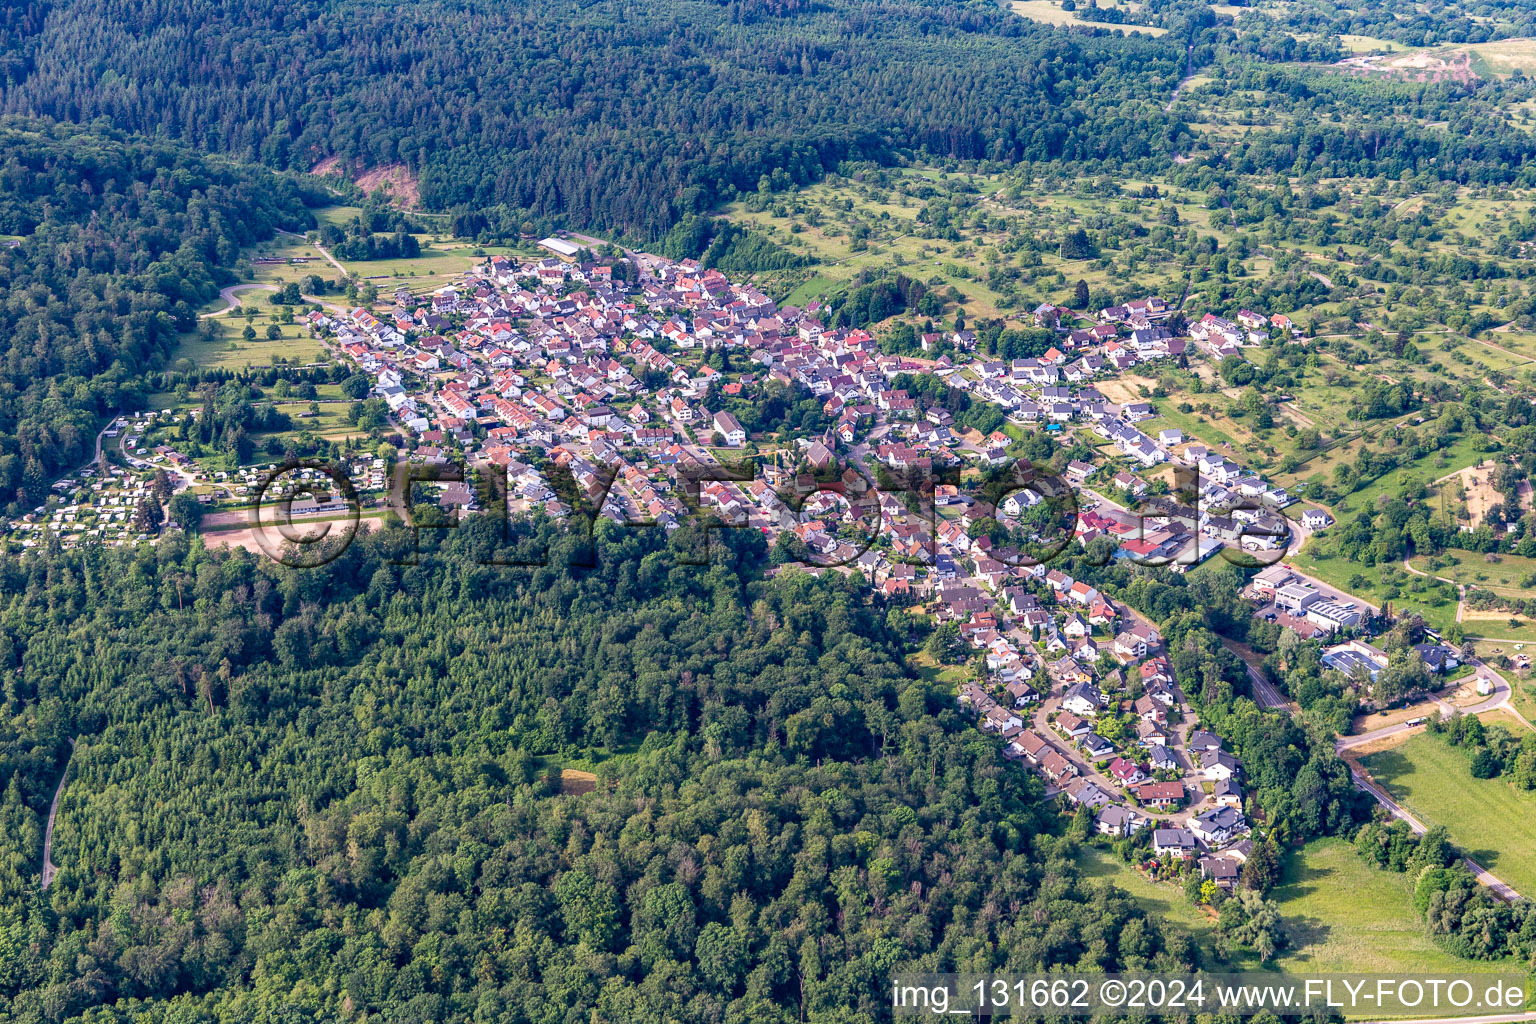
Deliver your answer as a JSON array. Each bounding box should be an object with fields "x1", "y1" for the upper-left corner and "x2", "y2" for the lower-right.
[
  {"x1": 0, "y1": 518, "x2": 1225, "y2": 1023},
  {"x1": 1214, "y1": 0, "x2": 1536, "y2": 47},
  {"x1": 0, "y1": 0, "x2": 1190, "y2": 237},
  {"x1": 0, "y1": 119, "x2": 312, "y2": 511},
  {"x1": 8, "y1": 0, "x2": 1536, "y2": 240}
]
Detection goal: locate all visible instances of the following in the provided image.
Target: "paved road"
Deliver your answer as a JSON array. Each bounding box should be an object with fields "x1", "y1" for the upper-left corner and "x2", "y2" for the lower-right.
[
  {"x1": 1026, "y1": 679, "x2": 1210, "y2": 827},
  {"x1": 200, "y1": 282, "x2": 348, "y2": 319},
  {"x1": 1285, "y1": 515, "x2": 1311, "y2": 557},
  {"x1": 1336, "y1": 671, "x2": 1513, "y2": 752},
  {"x1": 1338, "y1": 678, "x2": 1523, "y2": 900},
  {"x1": 1259, "y1": 520, "x2": 1520, "y2": 899},
  {"x1": 1265, "y1": 530, "x2": 1380, "y2": 615},
  {"x1": 79, "y1": 414, "x2": 119, "y2": 475},
  {"x1": 40, "y1": 737, "x2": 77, "y2": 890},
  {"x1": 1273, "y1": 551, "x2": 1380, "y2": 615},
  {"x1": 1241, "y1": 658, "x2": 1291, "y2": 710},
  {"x1": 1347, "y1": 762, "x2": 1521, "y2": 901}
]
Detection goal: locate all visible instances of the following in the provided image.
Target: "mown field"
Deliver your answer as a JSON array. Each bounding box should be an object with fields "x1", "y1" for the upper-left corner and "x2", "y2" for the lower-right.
[
  {"x1": 173, "y1": 314, "x2": 329, "y2": 372},
  {"x1": 1075, "y1": 848, "x2": 1222, "y2": 961},
  {"x1": 1008, "y1": 0, "x2": 1167, "y2": 36},
  {"x1": 1080, "y1": 840, "x2": 1506, "y2": 975},
  {"x1": 1361, "y1": 734, "x2": 1536, "y2": 898},
  {"x1": 1269, "y1": 838, "x2": 1515, "y2": 974}
]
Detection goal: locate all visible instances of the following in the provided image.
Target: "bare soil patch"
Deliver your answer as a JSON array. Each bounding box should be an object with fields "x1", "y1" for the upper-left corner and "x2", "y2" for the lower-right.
[
  {"x1": 310, "y1": 155, "x2": 345, "y2": 177},
  {"x1": 1444, "y1": 463, "x2": 1505, "y2": 530},
  {"x1": 306, "y1": 158, "x2": 422, "y2": 209},
  {"x1": 1332, "y1": 48, "x2": 1478, "y2": 84},
  {"x1": 1095, "y1": 377, "x2": 1155, "y2": 404},
  {"x1": 559, "y1": 769, "x2": 599, "y2": 795},
  {"x1": 356, "y1": 164, "x2": 422, "y2": 208}
]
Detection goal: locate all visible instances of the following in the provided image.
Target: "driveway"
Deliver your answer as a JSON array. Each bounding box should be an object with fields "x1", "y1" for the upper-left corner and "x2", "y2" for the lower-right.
[{"x1": 1336, "y1": 669, "x2": 1517, "y2": 751}]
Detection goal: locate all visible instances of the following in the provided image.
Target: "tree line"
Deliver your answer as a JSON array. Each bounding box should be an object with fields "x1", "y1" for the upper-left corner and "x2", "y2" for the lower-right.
[{"x1": 0, "y1": 118, "x2": 313, "y2": 513}]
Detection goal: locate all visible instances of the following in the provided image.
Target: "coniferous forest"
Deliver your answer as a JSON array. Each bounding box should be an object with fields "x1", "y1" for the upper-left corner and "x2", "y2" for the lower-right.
[{"x1": 0, "y1": 0, "x2": 1188, "y2": 237}]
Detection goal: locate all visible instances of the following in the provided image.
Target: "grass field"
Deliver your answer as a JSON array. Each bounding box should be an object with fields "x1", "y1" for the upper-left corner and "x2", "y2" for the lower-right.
[
  {"x1": 1467, "y1": 37, "x2": 1536, "y2": 77},
  {"x1": 1361, "y1": 734, "x2": 1536, "y2": 897},
  {"x1": 1080, "y1": 840, "x2": 1504, "y2": 974},
  {"x1": 234, "y1": 233, "x2": 341, "y2": 290},
  {"x1": 1457, "y1": 609, "x2": 1536, "y2": 643},
  {"x1": 909, "y1": 648, "x2": 971, "y2": 690},
  {"x1": 1288, "y1": 540, "x2": 1460, "y2": 631},
  {"x1": 1496, "y1": 668, "x2": 1536, "y2": 725},
  {"x1": 1270, "y1": 839, "x2": 1513, "y2": 974},
  {"x1": 340, "y1": 240, "x2": 488, "y2": 290},
  {"x1": 1337, "y1": 34, "x2": 1411, "y2": 53},
  {"x1": 311, "y1": 204, "x2": 363, "y2": 228},
  {"x1": 1411, "y1": 551, "x2": 1536, "y2": 595},
  {"x1": 1075, "y1": 847, "x2": 1221, "y2": 960},
  {"x1": 1007, "y1": 0, "x2": 1168, "y2": 35},
  {"x1": 1333, "y1": 433, "x2": 1489, "y2": 517},
  {"x1": 172, "y1": 315, "x2": 328, "y2": 371},
  {"x1": 717, "y1": 168, "x2": 1225, "y2": 320}
]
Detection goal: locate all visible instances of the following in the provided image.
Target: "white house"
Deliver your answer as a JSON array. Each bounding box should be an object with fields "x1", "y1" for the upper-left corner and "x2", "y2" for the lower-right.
[
  {"x1": 1301, "y1": 508, "x2": 1334, "y2": 531},
  {"x1": 712, "y1": 410, "x2": 746, "y2": 446}
]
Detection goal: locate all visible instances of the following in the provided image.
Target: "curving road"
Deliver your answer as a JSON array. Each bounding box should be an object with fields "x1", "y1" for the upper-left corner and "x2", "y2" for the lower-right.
[
  {"x1": 1337, "y1": 674, "x2": 1524, "y2": 900},
  {"x1": 1335, "y1": 671, "x2": 1515, "y2": 753},
  {"x1": 40, "y1": 737, "x2": 78, "y2": 890},
  {"x1": 200, "y1": 283, "x2": 348, "y2": 319}
]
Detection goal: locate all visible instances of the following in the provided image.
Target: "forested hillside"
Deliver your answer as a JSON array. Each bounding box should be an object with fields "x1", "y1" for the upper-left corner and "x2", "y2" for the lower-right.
[
  {"x1": 0, "y1": 119, "x2": 313, "y2": 512},
  {"x1": 0, "y1": 519, "x2": 1201, "y2": 1023},
  {"x1": 0, "y1": 0, "x2": 1188, "y2": 236}
]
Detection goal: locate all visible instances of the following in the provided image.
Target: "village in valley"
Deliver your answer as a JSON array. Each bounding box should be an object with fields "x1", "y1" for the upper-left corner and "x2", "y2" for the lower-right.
[
  {"x1": 23, "y1": 0, "x2": 1536, "y2": 1009},
  {"x1": 11, "y1": 223, "x2": 1510, "y2": 905}
]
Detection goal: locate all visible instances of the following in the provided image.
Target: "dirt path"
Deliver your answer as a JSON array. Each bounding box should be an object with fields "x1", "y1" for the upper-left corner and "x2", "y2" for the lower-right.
[
  {"x1": 1402, "y1": 556, "x2": 1470, "y2": 621},
  {"x1": 1471, "y1": 336, "x2": 1536, "y2": 364},
  {"x1": 1278, "y1": 403, "x2": 1317, "y2": 430},
  {"x1": 278, "y1": 228, "x2": 348, "y2": 276},
  {"x1": 1165, "y1": 46, "x2": 1196, "y2": 112},
  {"x1": 41, "y1": 737, "x2": 78, "y2": 890},
  {"x1": 1431, "y1": 458, "x2": 1486, "y2": 487}
]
